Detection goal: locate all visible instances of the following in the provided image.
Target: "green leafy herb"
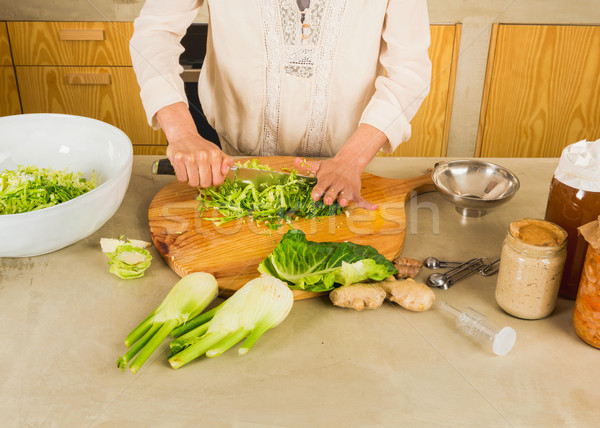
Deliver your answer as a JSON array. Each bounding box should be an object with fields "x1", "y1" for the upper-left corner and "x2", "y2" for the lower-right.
[
  {"x1": 196, "y1": 159, "x2": 342, "y2": 230},
  {"x1": 0, "y1": 165, "x2": 96, "y2": 215},
  {"x1": 258, "y1": 229, "x2": 397, "y2": 292}
]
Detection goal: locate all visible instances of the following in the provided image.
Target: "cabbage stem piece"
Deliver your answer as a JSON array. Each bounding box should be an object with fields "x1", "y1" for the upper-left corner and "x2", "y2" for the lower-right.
[
  {"x1": 117, "y1": 272, "x2": 218, "y2": 374},
  {"x1": 168, "y1": 275, "x2": 293, "y2": 370}
]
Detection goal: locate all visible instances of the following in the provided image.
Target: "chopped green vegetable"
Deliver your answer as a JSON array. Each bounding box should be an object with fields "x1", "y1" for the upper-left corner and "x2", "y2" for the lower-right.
[
  {"x1": 0, "y1": 165, "x2": 97, "y2": 214},
  {"x1": 117, "y1": 272, "x2": 219, "y2": 374},
  {"x1": 101, "y1": 237, "x2": 152, "y2": 279},
  {"x1": 168, "y1": 274, "x2": 293, "y2": 370},
  {"x1": 196, "y1": 159, "x2": 342, "y2": 230},
  {"x1": 258, "y1": 229, "x2": 397, "y2": 292}
]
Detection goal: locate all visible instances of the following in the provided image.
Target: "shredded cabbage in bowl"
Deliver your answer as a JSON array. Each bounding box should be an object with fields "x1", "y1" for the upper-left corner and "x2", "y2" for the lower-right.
[{"x1": 0, "y1": 165, "x2": 97, "y2": 214}]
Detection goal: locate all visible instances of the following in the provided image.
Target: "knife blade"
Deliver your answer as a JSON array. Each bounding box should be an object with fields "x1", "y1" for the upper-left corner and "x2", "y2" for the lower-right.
[{"x1": 151, "y1": 158, "x2": 317, "y2": 187}]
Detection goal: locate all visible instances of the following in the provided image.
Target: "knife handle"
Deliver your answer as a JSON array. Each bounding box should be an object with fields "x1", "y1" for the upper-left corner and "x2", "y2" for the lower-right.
[{"x1": 152, "y1": 158, "x2": 175, "y2": 175}]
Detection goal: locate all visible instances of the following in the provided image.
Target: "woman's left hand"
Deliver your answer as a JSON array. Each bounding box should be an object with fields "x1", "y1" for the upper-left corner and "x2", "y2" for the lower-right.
[{"x1": 294, "y1": 157, "x2": 378, "y2": 211}]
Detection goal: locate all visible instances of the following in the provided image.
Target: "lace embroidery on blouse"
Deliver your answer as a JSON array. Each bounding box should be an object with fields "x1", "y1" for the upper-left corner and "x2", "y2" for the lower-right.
[
  {"x1": 260, "y1": 0, "x2": 284, "y2": 156},
  {"x1": 302, "y1": 0, "x2": 347, "y2": 156},
  {"x1": 260, "y1": 0, "x2": 347, "y2": 156}
]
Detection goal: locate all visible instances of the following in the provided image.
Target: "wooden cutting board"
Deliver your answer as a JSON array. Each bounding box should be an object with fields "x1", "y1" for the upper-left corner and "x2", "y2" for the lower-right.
[{"x1": 148, "y1": 156, "x2": 433, "y2": 300}]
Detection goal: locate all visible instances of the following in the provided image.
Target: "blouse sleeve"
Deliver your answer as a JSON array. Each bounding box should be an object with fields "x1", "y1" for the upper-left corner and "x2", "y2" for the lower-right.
[
  {"x1": 359, "y1": 0, "x2": 432, "y2": 153},
  {"x1": 129, "y1": 0, "x2": 203, "y2": 129}
]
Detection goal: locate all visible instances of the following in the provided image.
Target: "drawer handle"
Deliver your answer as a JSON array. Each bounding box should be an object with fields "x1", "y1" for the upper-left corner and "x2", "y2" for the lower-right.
[
  {"x1": 66, "y1": 73, "x2": 111, "y2": 85},
  {"x1": 59, "y1": 29, "x2": 105, "y2": 41}
]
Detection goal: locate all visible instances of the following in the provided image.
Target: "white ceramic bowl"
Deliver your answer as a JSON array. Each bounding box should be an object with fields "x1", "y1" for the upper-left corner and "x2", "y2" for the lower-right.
[{"x1": 0, "y1": 114, "x2": 133, "y2": 257}]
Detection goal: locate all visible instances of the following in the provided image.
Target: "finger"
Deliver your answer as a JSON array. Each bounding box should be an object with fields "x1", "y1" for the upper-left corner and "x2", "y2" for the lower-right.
[
  {"x1": 338, "y1": 191, "x2": 349, "y2": 208},
  {"x1": 221, "y1": 156, "x2": 235, "y2": 176},
  {"x1": 294, "y1": 157, "x2": 319, "y2": 176},
  {"x1": 210, "y1": 153, "x2": 226, "y2": 186},
  {"x1": 352, "y1": 194, "x2": 379, "y2": 211},
  {"x1": 323, "y1": 186, "x2": 341, "y2": 206},
  {"x1": 196, "y1": 151, "x2": 212, "y2": 188},
  {"x1": 181, "y1": 155, "x2": 201, "y2": 187},
  {"x1": 166, "y1": 149, "x2": 190, "y2": 185},
  {"x1": 311, "y1": 178, "x2": 333, "y2": 202},
  {"x1": 171, "y1": 158, "x2": 189, "y2": 185}
]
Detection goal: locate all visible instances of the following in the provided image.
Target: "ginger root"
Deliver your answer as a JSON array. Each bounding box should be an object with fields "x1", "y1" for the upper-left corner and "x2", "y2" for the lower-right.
[
  {"x1": 380, "y1": 278, "x2": 435, "y2": 311},
  {"x1": 393, "y1": 257, "x2": 423, "y2": 279},
  {"x1": 329, "y1": 283, "x2": 386, "y2": 311}
]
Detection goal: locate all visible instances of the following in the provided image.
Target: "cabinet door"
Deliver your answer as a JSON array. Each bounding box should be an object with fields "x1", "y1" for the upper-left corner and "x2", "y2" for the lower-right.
[
  {"x1": 0, "y1": 23, "x2": 22, "y2": 116},
  {"x1": 8, "y1": 22, "x2": 133, "y2": 66},
  {"x1": 0, "y1": 67, "x2": 22, "y2": 117},
  {"x1": 16, "y1": 66, "x2": 166, "y2": 148},
  {"x1": 1, "y1": 22, "x2": 12, "y2": 66},
  {"x1": 378, "y1": 24, "x2": 461, "y2": 158},
  {"x1": 477, "y1": 24, "x2": 600, "y2": 157}
]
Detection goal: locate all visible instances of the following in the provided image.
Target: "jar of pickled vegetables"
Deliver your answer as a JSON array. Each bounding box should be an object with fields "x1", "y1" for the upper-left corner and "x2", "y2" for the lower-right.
[
  {"x1": 545, "y1": 139, "x2": 600, "y2": 300},
  {"x1": 573, "y1": 219, "x2": 600, "y2": 349}
]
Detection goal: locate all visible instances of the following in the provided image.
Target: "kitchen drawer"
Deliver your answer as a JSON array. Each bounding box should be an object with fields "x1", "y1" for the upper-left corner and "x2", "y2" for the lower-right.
[
  {"x1": 16, "y1": 65, "x2": 165, "y2": 146},
  {"x1": 8, "y1": 22, "x2": 133, "y2": 66},
  {"x1": 0, "y1": 66, "x2": 22, "y2": 116},
  {"x1": 1, "y1": 22, "x2": 12, "y2": 66}
]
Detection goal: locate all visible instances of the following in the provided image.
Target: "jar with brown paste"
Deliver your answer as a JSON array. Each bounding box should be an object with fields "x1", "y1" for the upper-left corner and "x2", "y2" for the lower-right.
[
  {"x1": 495, "y1": 218, "x2": 567, "y2": 319},
  {"x1": 545, "y1": 140, "x2": 600, "y2": 300}
]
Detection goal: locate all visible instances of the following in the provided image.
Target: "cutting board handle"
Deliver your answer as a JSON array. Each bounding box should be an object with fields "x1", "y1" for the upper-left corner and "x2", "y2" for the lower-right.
[{"x1": 407, "y1": 170, "x2": 435, "y2": 197}]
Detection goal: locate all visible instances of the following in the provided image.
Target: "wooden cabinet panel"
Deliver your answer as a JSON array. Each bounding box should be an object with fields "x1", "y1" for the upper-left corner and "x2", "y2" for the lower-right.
[
  {"x1": 16, "y1": 66, "x2": 165, "y2": 146},
  {"x1": 378, "y1": 24, "x2": 460, "y2": 158},
  {"x1": 8, "y1": 22, "x2": 133, "y2": 66},
  {"x1": 1, "y1": 23, "x2": 21, "y2": 116},
  {"x1": 1, "y1": 22, "x2": 12, "y2": 66},
  {"x1": 134, "y1": 145, "x2": 168, "y2": 155},
  {"x1": 477, "y1": 24, "x2": 600, "y2": 158},
  {"x1": 0, "y1": 66, "x2": 22, "y2": 117}
]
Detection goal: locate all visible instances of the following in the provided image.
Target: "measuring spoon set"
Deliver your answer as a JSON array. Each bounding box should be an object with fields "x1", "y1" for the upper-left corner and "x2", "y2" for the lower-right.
[{"x1": 423, "y1": 257, "x2": 500, "y2": 290}]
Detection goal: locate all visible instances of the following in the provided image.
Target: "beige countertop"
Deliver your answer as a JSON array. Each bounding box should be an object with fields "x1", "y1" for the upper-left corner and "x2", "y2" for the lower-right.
[{"x1": 1, "y1": 156, "x2": 598, "y2": 427}]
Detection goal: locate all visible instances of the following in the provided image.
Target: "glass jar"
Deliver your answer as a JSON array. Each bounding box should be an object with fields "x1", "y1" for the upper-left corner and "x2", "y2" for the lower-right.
[
  {"x1": 544, "y1": 140, "x2": 600, "y2": 300},
  {"x1": 573, "y1": 244, "x2": 600, "y2": 349},
  {"x1": 545, "y1": 177, "x2": 600, "y2": 299},
  {"x1": 495, "y1": 218, "x2": 567, "y2": 319}
]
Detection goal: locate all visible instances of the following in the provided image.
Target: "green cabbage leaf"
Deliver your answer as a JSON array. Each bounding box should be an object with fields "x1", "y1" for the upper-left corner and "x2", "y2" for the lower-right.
[{"x1": 258, "y1": 229, "x2": 397, "y2": 292}]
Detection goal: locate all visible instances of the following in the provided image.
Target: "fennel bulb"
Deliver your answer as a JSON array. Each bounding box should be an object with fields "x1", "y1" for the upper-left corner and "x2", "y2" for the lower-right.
[
  {"x1": 168, "y1": 274, "x2": 293, "y2": 369},
  {"x1": 117, "y1": 272, "x2": 219, "y2": 373}
]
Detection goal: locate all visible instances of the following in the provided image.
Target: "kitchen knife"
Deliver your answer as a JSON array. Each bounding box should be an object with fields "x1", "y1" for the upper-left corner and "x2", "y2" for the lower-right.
[{"x1": 151, "y1": 158, "x2": 317, "y2": 186}]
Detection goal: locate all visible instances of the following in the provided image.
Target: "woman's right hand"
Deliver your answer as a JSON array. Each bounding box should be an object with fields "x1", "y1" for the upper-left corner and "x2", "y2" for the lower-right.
[
  {"x1": 157, "y1": 102, "x2": 234, "y2": 188},
  {"x1": 166, "y1": 132, "x2": 234, "y2": 188}
]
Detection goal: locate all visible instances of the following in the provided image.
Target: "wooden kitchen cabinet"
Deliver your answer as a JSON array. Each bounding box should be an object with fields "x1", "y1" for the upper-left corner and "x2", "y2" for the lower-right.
[
  {"x1": 16, "y1": 66, "x2": 165, "y2": 150},
  {"x1": 477, "y1": 24, "x2": 600, "y2": 157},
  {"x1": 0, "y1": 22, "x2": 22, "y2": 117},
  {"x1": 378, "y1": 24, "x2": 461, "y2": 158},
  {"x1": 7, "y1": 21, "x2": 167, "y2": 154},
  {"x1": 7, "y1": 21, "x2": 133, "y2": 66},
  {"x1": 0, "y1": 22, "x2": 12, "y2": 66}
]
